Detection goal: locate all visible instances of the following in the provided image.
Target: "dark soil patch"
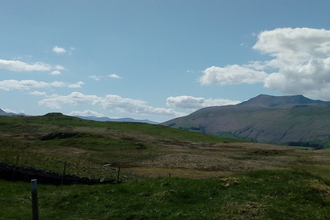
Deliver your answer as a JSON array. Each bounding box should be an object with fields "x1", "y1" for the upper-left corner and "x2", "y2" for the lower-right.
[
  {"x1": 253, "y1": 149, "x2": 283, "y2": 155},
  {"x1": 41, "y1": 132, "x2": 78, "y2": 140}
]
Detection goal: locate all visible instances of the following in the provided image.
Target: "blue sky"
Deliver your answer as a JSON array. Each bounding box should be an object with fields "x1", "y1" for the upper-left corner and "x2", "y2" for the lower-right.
[{"x1": 1, "y1": 1, "x2": 330, "y2": 122}]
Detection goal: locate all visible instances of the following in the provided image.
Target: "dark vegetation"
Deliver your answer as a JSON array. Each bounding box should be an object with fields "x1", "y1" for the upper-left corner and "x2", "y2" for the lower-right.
[
  {"x1": 1, "y1": 113, "x2": 330, "y2": 219},
  {"x1": 0, "y1": 162, "x2": 118, "y2": 185},
  {"x1": 288, "y1": 141, "x2": 324, "y2": 150}
]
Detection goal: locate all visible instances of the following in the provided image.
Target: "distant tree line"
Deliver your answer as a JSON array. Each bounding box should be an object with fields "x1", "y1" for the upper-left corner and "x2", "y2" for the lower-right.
[
  {"x1": 288, "y1": 141, "x2": 323, "y2": 150},
  {"x1": 178, "y1": 126, "x2": 206, "y2": 133}
]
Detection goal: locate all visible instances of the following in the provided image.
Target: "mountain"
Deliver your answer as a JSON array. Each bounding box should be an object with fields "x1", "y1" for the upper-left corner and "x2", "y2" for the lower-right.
[
  {"x1": 0, "y1": 109, "x2": 157, "y2": 124},
  {"x1": 75, "y1": 115, "x2": 158, "y2": 124},
  {"x1": 161, "y1": 94, "x2": 330, "y2": 148},
  {"x1": 0, "y1": 108, "x2": 20, "y2": 116},
  {"x1": 238, "y1": 94, "x2": 325, "y2": 108}
]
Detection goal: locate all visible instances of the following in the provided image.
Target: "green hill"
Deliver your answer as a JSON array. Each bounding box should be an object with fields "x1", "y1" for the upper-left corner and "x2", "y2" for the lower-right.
[{"x1": 1, "y1": 113, "x2": 330, "y2": 219}]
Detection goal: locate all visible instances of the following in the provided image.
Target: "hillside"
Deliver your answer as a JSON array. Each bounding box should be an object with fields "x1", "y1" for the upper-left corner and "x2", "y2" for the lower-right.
[
  {"x1": 162, "y1": 94, "x2": 330, "y2": 148},
  {"x1": 2, "y1": 113, "x2": 330, "y2": 219},
  {"x1": 1, "y1": 112, "x2": 330, "y2": 179}
]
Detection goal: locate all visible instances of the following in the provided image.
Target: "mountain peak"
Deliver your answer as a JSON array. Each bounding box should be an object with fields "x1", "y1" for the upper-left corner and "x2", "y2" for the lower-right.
[{"x1": 239, "y1": 94, "x2": 324, "y2": 107}]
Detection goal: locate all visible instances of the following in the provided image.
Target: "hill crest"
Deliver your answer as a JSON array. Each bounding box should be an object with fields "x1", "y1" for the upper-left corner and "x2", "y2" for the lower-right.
[{"x1": 239, "y1": 94, "x2": 328, "y2": 108}]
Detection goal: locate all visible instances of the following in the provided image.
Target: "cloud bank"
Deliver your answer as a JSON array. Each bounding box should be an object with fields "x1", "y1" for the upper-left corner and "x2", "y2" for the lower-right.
[
  {"x1": 0, "y1": 80, "x2": 84, "y2": 91},
  {"x1": 0, "y1": 59, "x2": 52, "y2": 71},
  {"x1": 69, "y1": 110, "x2": 104, "y2": 117},
  {"x1": 0, "y1": 59, "x2": 66, "y2": 76},
  {"x1": 166, "y1": 95, "x2": 240, "y2": 110},
  {"x1": 39, "y1": 92, "x2": 185, "y2": 117},
  {"x1": 200, "y1": 27, "x2": 330, "y2": 100}
]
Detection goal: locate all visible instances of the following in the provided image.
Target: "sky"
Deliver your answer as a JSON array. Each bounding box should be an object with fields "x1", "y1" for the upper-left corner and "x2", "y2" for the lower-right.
[{"x1": 1, "y1": 1, "x2": 330, "y2": 122}]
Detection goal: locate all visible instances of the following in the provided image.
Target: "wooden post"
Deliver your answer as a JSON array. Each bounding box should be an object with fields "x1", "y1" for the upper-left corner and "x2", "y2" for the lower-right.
[
  {"x1": 116, "y1": 167, "x2": 121, "y2": 183},
  {"x1": 12, "y1": 155, "x2": 19, "y2": 181},
  {"x1": 31, "y1": 179, "x2": 39, "y2": 220},
  {"x1": 61, "y1": 161, "x2": 67, "y2": 185}
]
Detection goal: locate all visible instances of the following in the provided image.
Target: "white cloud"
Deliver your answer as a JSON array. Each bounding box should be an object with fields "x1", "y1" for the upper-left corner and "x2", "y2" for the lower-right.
[
  {"x1": 108, "y1": 74, "x2": 121, "y2": 79},
  {"x1": 89, "y1": 75, "x2": 102, "y2": 81},
  {"x1": 50, "y1": 70, "x2": 61, "y2": 75},
  {"x1": 68, "y1": 81, "x2": 84, "y2": 88},
  {"x1": 200, "y1": 65, "x2": 268, "y2": 86},
  {"x1": 39, "y1": 92, "x2": 185, "y2": 117},
  {"x1": 55, "y1": 65, "x2": 65, "y2": 70},
  {"x1": 0, "y1": 59, "x2": 66, "y2": 75},
  {"x1": 166, "y1": 95, "x2": 241, "y2": 110},
  {"x1": 254, "y1": 28, "x2": 330, "y2": 100},
  {"x1": 253, "y1": 28, "x2": 330, "y2": 61},
  {"x1": 200, "y1": 28, "x2": 330, "y2": 100},
  {"x1": 69, "y1": 110, "x2": 104, "y2": 117},
  {"x1": 39, "y1": 92, "x2": 100, "y2": 109},
  {"x1": 52, "y1": 46, "x2": 66, "y2": 54},
  {"x1": 0, "y1": 59, "x2": 52, "y2": 71},
  {"x1": 0, "y1": 80, "x2": 84, "y2": 91},
  {"x1": 2, "y1": 108, "x2": 20, "y2": 114},
  {"x1": 30, "y1": 91, "x2": 47, "y2": 96}
]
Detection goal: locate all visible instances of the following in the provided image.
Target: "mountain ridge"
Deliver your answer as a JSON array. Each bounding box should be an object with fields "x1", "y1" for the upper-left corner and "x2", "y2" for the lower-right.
[
  {"x1": 0, "y1": 108, "x2": 158, "y2": 124},
  {"x1": 162, "y1": 94, "x2": 330, "y2": 148},
  {"x1": 238, "y1": 94, "x2": 328, "y2": 108}
]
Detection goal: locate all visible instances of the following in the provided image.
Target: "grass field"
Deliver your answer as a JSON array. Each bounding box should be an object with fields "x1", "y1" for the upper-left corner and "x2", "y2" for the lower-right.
[
  {"x1": 1, "y1": 113, "x2": 330, "y2": 219},
  {"x1": 1, "y1": 170, "x2": 330, "y2": 220}
]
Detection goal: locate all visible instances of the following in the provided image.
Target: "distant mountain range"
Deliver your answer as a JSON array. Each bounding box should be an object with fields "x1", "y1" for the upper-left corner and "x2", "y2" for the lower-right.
[
  {"x1": 161, "y1": 94, "x2": 330, "y2": 148},
  {"x1": 0, "y1": 109, "x2": 158, "y2": 124},
  {"x1": 0, "y1": 109, "x2": 22, "y2": 116},
  {"x1": 75, "y1": 115, "x2": 158, "y2": 124}
]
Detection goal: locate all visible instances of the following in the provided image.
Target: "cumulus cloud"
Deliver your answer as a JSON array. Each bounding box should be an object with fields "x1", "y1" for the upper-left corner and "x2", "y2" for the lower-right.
[
  {"x1": 52, "y1": 46, "x2": 66, "y2": 54},
  {"x1": 0, "y1": 80, "x2": 84, "y2": 91},
  {"x1": 200, "y1": 27, "x2": 330, "y2": 100},
  {"x1": 30, "y1": 91, "x2": 47, "y2": 96},
  {"x1": 69, "y1": 110, "x2": 104, "y2": 117},
  {"x1": 200, "y1": 65, "x2": 268, "y2": 85},
  {"x1": 50, "y1": 70, "x2": 61, "y2": 75},
  {"x1": 68, "y1": 81, "x2": 84, "y2": 88},
  {"x1": 0, "y1": 59, "x2": 66, "y2": 75},
  {"x1": 166, "y1": 95, "x2": 241, "y2": 110},
  {"x1": 108, "y1": 74, "x2": 121, "y2": 79},
  {"x1": 39, "y1": 92, "x2": 185, "y2": 117},
  {"x1": 0, "y1": 59, "x2": 52, "y2": 71},
  {"x1": 89, "y1": 75, "x2": 102, "y2": 81}
]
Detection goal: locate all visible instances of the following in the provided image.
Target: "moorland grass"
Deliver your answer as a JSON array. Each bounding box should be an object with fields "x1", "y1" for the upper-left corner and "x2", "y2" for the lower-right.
[
  {"x1": 0, "y1": 114, "x2": 237, "y2": 178},
  {"x1": 1, "y1": 170, "x2": 330, "y2": 220},
  {"x1": 1, "y1": 114, "x2": 330, "y2": 219}
]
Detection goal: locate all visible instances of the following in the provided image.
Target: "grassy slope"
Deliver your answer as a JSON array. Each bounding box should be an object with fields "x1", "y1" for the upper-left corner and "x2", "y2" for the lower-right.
[
  {"x1": 1, "y1": 113, "x2": 330, "y2": 219},
  {"x1": 0, "y1": 113, "x2": 237, "y2": 178}
]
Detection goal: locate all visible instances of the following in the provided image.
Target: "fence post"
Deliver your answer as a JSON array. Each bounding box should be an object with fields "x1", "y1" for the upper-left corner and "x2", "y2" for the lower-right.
[
  {"x1": 12, "y1": 155, "x2": 19, "y2": 181},
  {"x1": 116, "y1": 167, "x2": 121, "y2": 183},
  {"x1": 31, "y1": 179, "x2": 39, "y2": 220},
  {"x1": 61, "y1": 161, "x2": 67, "y2": 185}
]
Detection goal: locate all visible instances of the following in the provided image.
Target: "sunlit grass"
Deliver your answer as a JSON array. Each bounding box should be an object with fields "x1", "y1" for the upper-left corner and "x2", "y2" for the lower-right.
[{"x1": 1, "y1": 170, "x2": 330, "y2": 220}]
